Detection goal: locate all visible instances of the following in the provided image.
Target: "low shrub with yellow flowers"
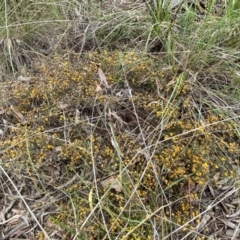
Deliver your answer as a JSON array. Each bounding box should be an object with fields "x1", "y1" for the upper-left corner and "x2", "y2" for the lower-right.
[{"x1": 0, "y1": 50, "x2": 239, "y2": 239}]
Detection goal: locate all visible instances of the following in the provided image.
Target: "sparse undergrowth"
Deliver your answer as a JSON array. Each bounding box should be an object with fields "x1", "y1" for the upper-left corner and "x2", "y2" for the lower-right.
[{"x1": 0, "y1": 1, "x2": 240, "y2": 240}]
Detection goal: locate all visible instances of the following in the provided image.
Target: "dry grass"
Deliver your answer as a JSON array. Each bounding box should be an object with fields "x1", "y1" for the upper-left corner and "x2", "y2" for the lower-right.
[
  {"x1": 1, "y1": 49, "x2": 240, "y2": 239},
  {"x1": 0, "y1": 1, "x2": 240, "y2": 240}
]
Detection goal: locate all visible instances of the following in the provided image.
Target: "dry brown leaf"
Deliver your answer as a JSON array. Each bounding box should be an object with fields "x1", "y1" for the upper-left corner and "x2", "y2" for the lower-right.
[
  {"x1": 98, "y1": 68, "x2": 110, "y2": 89},
  {"x1": 101, "y1": 176, "x2": 122, "y2": 192},
  {"x1": 167, "y1": 79, "x2": 176, "y2": 86},
  {"x1": 0, "y1": 107, "x2": 5, "y2": 114},
  {"x1": 17, "y1": 75, "x2": 33, "y2": 83},
  {"x1": 213, "y1": 172, "x2": 220, "y2": 181},
  {"x1": 95, "y1": 84, "x2": 103, "y2": 92},
  {"x1": 2, "y1": 118, "x2": 7, "y2": 125},
  {"x1": 74, "y1": 7, "x2": 81, "y2": 17},
  {"x1": 10, "y1": 105, "x2": 26, "y2": 123},
  {"x1": 57, "y1": 103, "x2": 68, "y2": 109},
  {"x1": 55, "y1": 146, "x2": 62, "y2": 152},
  {"x1": 208, "y1": 185, "x2": 216, "y2": 197},
  {"x1": 155, "y1": 77, "x2": 163, "y2": 97}
]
